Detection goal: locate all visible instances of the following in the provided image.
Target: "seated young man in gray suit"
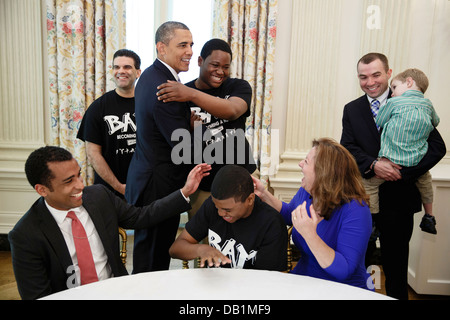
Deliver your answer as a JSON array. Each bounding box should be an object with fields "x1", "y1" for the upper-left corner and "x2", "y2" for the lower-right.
[{"x1": 8, "y1": 146, "x2": 210, "y2": 300}]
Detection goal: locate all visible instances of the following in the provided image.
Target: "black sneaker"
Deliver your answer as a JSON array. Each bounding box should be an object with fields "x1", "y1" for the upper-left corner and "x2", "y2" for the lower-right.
[{"x1": 420, "y1": 213, "x2": 437, "y2": 234}]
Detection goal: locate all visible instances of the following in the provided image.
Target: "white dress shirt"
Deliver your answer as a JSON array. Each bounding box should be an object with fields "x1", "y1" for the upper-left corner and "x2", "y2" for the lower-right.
[
  {"x1": 45, "y1": 201, "x2": 112, "y2": 286},
  {"x1": 367, "y1": 88, "x2": 390, "y2": 109},
  {"x1": 366, "y1": 87, "x2": 390, "y2": 126},
  {"x1": 157, "y1": 58, "x2": 181, "y2": 82}
]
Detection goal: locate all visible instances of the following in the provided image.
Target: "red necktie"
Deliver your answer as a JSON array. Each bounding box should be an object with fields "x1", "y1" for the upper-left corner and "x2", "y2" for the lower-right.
[{"x1": 67, "y1": 211, "x2": 99, "y2": 285}]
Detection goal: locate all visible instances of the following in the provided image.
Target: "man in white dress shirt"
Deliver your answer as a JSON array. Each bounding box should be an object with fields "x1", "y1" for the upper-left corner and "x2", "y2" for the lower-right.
[{"x1": 8, "y1": 146, "x2": 210, "y2": 299}]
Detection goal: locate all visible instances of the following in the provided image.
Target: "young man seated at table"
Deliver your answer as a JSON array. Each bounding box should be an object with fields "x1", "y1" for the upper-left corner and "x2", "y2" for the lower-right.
[
  {"x1": 8, "y1": 146, "x2": 210, "y2": 300},
  {"x1": 169, "y1": 165, "x2": 287, "y2": 271}
]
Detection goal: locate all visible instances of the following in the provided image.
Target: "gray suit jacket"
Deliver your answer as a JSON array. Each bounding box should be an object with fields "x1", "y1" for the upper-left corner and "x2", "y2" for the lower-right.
[{"x1": 8, "y1": 184, "x2": 190, "y2": 300}]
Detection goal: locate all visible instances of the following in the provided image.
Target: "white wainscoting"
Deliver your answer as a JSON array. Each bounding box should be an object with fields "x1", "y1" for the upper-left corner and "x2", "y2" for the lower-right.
[
  {"x1": 408, "y1": 165, "x2": 450, "y2": 296},
  {"x1": 0, "y1": 1, "x2": 47, "y2": 233}
]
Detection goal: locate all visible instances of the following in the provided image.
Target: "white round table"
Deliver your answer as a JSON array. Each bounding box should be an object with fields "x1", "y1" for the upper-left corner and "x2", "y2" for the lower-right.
[{"x1": 41, "y1": 268, "x2": 393, "y2": 300}]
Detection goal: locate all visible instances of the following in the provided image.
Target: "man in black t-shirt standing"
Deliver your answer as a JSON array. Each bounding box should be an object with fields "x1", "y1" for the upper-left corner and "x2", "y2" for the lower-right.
[
  {"x1": 77, "y1": 49, "x2": 141, "y2": 197},
  {"x1": 156, "y1": 39, "x2": 256, "y2": 217}
]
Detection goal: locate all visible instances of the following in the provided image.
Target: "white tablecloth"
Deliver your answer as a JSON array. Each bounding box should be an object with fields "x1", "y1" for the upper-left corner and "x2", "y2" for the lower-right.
[{"x1": 42, "y1": 268, "x2": 393, "y2": 300}]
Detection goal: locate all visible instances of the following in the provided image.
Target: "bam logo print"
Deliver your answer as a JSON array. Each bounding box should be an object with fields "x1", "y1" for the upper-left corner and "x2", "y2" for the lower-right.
[
  {"x1": 103, "y1": 113, "x2": 136, "y2": 135},
  {"x1": 209, "y1": 229, "x2": 257, "y2": 268}
]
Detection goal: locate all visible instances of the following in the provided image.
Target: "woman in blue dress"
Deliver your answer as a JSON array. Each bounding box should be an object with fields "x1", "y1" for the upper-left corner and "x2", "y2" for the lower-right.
[{"x1": 253, "y1": 138, "x2": 374, "y2": 290}]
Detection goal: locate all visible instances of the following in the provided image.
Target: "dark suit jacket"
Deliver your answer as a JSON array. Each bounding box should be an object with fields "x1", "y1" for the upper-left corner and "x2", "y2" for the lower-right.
[
  {"x1": 125, "y1": 59, "x2": 196, "y2": 205},
  {"x1": 341, "y1": 93, "x2": 446, "y2": 213},
  {"x1": 8, "y1": 184, "x2": 191, "y2": 300}
]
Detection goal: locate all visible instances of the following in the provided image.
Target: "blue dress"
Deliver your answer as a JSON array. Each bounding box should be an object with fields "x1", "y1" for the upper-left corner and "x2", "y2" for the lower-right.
[{"x1": 281, "y1": 188, "x2": 373, "y2": 290}]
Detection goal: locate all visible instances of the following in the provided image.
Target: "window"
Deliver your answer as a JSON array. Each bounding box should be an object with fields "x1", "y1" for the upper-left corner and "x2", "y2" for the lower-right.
[
  {"x1": 126, "y1": 0, "x2": 155, "y2": 70},
  {"x1": 126, "y1": 0, "x2": 213, "y2": 82}
]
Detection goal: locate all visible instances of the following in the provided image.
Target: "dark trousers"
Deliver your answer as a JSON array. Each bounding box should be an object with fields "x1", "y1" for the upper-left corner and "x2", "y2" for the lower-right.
[
  {"x1": 376, "y1": 208, "x2": 414, "y2": 300},
  {"x1": 132, "y1": 215, "x2": 180, "y2": 273},
  {"x1": 132, "y1": 166, "x2": 185, "y2": 273}
]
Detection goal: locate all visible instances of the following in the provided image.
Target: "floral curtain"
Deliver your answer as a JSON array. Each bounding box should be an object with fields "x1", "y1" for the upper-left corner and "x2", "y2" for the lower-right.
[
  {"x1": 46, "y1": 0, "x2": 126, "y2": 184},
  {"x1": 212, "y1": 0, "x2": 278, "y2": 187}
]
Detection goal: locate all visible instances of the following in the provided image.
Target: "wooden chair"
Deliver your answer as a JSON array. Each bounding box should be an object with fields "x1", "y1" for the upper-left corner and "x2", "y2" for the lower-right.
[
  {"x1": 286, "y1": 226, "x2": 294, "y2": 272},
  {"x1": 183, "y1": 258, "x2": 200, "y2": 269},
  {"x1": 118, "y1": 227, "x2": 127, "y2": 266}
]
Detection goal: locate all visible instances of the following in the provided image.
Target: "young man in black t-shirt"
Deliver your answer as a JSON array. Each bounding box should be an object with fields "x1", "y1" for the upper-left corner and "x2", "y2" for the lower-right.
[
  {"x1": 77, "y1": 49, "x2": 141, "y2": 197},
  {"x1": 156, "y1": 39, "x2": 256, "y2": 216},
  {"x1": 169, "y1": 165, "x2": 287, "y2": 271}
]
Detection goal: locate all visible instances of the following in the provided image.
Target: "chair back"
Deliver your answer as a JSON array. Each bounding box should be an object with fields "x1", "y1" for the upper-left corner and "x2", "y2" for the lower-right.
[
  {"x1": 118, "y1": 227, "x2": 127, "y2": 266},
  {"x1": 286, "y1": 226, "x2": 294, "y2": 272}
]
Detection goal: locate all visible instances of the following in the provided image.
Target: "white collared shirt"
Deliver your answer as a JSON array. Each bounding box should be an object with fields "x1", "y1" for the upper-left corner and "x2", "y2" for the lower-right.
[
  {"x1": 45, "y1": 201, "x2": 112, "y2": 286},
  {"x1": 366, "y1": 88, "x2": 390, "y2": 125},
  {"x1": 366, "y1": 87, "x2": 390, "y2": 109},
  {"x1": 157, "y1": 58, "x2": 181, "y2": 82}
]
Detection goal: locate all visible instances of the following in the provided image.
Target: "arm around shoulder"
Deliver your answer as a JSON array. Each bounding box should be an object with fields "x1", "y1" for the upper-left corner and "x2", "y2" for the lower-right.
[{"x1": 157, "y1": 80, "x2": 250, "y2": 121}]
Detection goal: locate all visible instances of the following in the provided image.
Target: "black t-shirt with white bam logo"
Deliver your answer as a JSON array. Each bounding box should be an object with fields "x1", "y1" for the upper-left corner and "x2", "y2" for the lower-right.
[
  {"x1": 186, "y1": 196, "x2": 288, "y2": 271},
  {"x1": 77, "y1": 90, "x2": 136, "y2": 191},
  {"x1": 185, "y1": 78, "x2": 257, "y2": 191}
]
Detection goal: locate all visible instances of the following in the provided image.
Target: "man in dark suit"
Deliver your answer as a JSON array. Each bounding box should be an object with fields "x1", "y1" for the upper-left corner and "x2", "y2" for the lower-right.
[
  {"x1": 8, "y1": 146, "x2": 210, "y2": 300},
  {"x1": 340, "y1": 53, "x2": 446, "y2": 300},
  {"x1": 125, "y1": 21, "x2": 198, "y2": 273}
]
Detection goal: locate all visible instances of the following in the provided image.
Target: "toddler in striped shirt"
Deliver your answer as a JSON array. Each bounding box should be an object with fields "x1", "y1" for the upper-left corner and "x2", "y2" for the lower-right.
[{"x1": 363, "y1": 68, "x2": 440, "y2": 234}]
